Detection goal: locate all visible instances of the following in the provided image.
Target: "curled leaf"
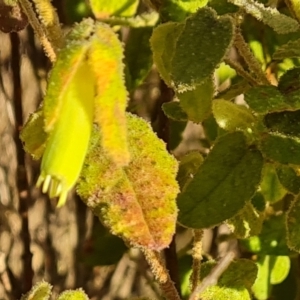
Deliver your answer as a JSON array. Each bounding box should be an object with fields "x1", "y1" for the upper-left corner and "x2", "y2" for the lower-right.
[{"x1": 77, "y1": 113, "x2": 179, "y2": 250}]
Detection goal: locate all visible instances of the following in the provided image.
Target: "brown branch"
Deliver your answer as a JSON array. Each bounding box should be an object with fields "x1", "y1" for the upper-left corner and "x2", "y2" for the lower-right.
[{"x1": 10, "y1": 31, "x2": 33, "y2": 295}]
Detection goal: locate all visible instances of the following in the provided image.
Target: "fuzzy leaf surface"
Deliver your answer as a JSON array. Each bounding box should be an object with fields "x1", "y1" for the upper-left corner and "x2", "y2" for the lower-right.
[
  {"x1": 89, "y1": 22, "x2": 130, "y2": 167},
  {"x1": 177, "y1": 132, "x2": 263, "y2": 229},
  {"x1": 20, "y1": 281, "x2": 52, "y2": 300},
  {"x1": 171, "y1": 7, "x2": 234, "y2": 91},
  {"x1": 77, "y1": 113, "x2": 179, "y2": 250},
  {"x1": 150, "y1": 22, "x2": 184, "y2": 86},
  {"x1": 212, "y1": 100, "x2": 255, "y2": 133},
  {"x1": 286, "y1": 194, "x2": 300, "y2": 252},
  {"x1": 178, "y1": 76, "x2": 214, "y2": 122},
  {"x1": 264, "y1": 110, "x2": 300, "y2": 137},
  {"x1": 200, "y1": 259, "x2": 257, "y2": 300},
  {"x1": 57, "y1": 289, "x2": 89, "y2": 300},
  {"x1": 228, "y1": 0, "x2": 300, "y2": 34},
  {"x1": 259, "y1": 133, "x2": 300, "y2": 165},
  {"x1": 273, "y1": 38, "x2": 300, "y2": 60},
  {"x1": 276, "y1": 165, "x2": 300, "y2": 195},
  {"x1": 244, "y1": 86, "x2": 289, "y2": 114}
]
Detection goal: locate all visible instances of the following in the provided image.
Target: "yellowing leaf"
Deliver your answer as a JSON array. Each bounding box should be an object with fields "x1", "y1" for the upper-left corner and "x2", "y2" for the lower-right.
[
  {"x1": 77, "y1": 113, "x2": 179, "y2": 250},
  {"x1": 88, "y1": 22, "x2": 130, "y2": 167}
]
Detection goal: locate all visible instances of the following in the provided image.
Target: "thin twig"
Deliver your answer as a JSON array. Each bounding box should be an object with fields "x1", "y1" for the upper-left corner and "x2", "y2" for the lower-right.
[
  {"x1": 190, "y1": 230, "x2": 203, "y2": 297},
  {"x1": 189, "y1": 251, "x2": 236, "y2": 300},
  {"x1": 18, "y1": 0, "x2": 57, "y2": 62},
  {"x1": 142, "y1": 248, "x2": 182, "y2": 300},
  {"x1": 233, "y1": 27, "x2": 270, "y2": 85},
  {"x1": 224, "y1": 56, "x2": 259, "y2": 86}
]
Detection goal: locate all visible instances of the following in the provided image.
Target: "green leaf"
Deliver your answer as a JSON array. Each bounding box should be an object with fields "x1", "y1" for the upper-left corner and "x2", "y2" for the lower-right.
[
  {"x1": 273, "y1": 38, "x2": 300, "y2": 60},
  {"x1": 160, "y1": 0, "x2": 208, "y2": 22},
  {"x1": 227, "y1": 202, "x2": 263, "y2": 239},
  {"x1": 278, "y1": 68, "x2": 300, "y2": 108},
  {"x1": 57, "y1": 289, "x2": 89, "y2": 300},
  {"x1": 252, "y1": 255, "x2": 290, "y2": 300},
  {"x1": 171, "y1": 7, "x2": 234, "y2": 91},
  {"x1": 286, "y1": 194, "x2": 300, "y2": 252},
  {"x1": 162, "y1": 102, "x2": 188, "y2": 121},
  {"x1": 177, "y1": 151, "x2": 204, "y2": 190},
  {"x1": 264, "y1": 110, "x2": 300, "y2": 137},
  {"x1": 285, "y1": 0, "x2": 300, "y2": 22},
  {"x1": 178, "y1": 76, "x2": 214, "y2": 123},
  {"x1": 244, "y1": 85, "x2": 289, "y2": 114},
  {"x1": 77, "y1": 113, "x2": 179, "y2": 250},
  {"x1": 89, "y1": 22, "x2": 130, "y2": 167},
  {"x1": 125, "y1": 27, "x2": 153, "y2": 90},
  {"x1": 260, "y1": 163, "x2": 287, "y2": 203},
  {"x1": 209, "y1": 0, "x2": 238, "y2": 15},
  {"x1": 20, "y1": 281, "x2": 52, "y2": 300},
  {"x1": 89, "y1": 0, "x2": 139, "y2": 18},
  {"x1": 177, "y1": 132, "x2": 263, "y2": 229},
  {"x1": 200, "y1": 259, "x2": 257, "y2": 300},
  {"x1": 203, "y1": 114, "x2": 219, "y2": 143},
  {"x1": 218, "y1": 80, "x2": 251, "y2": 101},
  {"x1": 259, "y1": 133, "x2": 300, "y2": 165},
  {"x1": 169, "y1": 119, "x2": 187, "y2": 150},
  {"x1": 276, "y1": 165, "x2": 300, "y2": 195},
  {"x1": 20, "y1": 108, "x2": 47, "y2": 160},
  {"x1": 241, "y1": 215, "x2": 290, "y2": 255},
  {"x1": 228, "y1": 0, "x2": 300, "y2": 34},
  {"x1": 150, "y1": 22, "x2": 184, "y2": 86},
  {"x1": 212, "y1": 100, "x2": 256, "y2": 133},
  {"x1": 251, "y1": 192, "x2": 266, "y2": 212}
]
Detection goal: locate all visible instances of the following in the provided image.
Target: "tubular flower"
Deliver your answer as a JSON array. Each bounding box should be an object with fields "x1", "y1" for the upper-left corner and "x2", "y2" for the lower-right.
[{"x1": 37, "y1": 62, "x2": 95, "y2": 207}]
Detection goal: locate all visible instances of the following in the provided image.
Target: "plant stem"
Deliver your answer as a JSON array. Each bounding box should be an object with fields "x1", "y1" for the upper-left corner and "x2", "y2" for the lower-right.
[
  {"x1": 224, "y1": 56, "x2": 259, "y2": 86},
  {"x1": 190, "y1": 230, "x2": 203, "y2": 298},
  {"x1": 233, "y1": 27, "x2": 270, "y2": 85},
  {"x1": 142, "y1": 248, "x2": 182, "y2": 300},
  {"x1": 18, "y1": 0, "x2": 57, "y2": 62},
  {"x1": 189, "y1": 251, "x2": 236, "y2": 300}
]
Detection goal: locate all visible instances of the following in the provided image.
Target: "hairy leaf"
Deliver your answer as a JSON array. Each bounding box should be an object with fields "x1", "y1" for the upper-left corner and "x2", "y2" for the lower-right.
[
  {"x1": 77, "y1": 113, "x2": 179, "y2": 250},
  {"x1": 200, "y1": 259, "x2": 257, "y2": 300},
  {"x1": 228, "y1": 0, "x2": 300, "y2": 34},
  {"x1": 260, "y1": 164, "x2": 287, "y2": 203},
  {"x1": 227, "y1": 202, "x2": 263, "y2": 239},
  {"x1": 89, "y1": 22, "x2": 130, "y2": 167},
  {"x1": 162, "y1": 101, "x2": 188, "y2": 121},
  {"x1": 273, "y1": 39, "x2": 300, "y2": 60},
  {"x1": 276, "y1": 165, "x2": 300, "y2": 195},
  {"x1": 278, "y1": 68, "x2": 300, "y2": 108},
  {"x1": 244, "y1": 85, "x2": 288, "y2": 114},
  {"x1": 171, "y1": 7, "x2": 234, "y2": 91},
  {"x1": 150, "y1": 21, "x2": 184, "y2": 86},
  {"x1": 177, "y1": 151, "x2": 203, "y2": 190},
  {"x1": 178, "y1": 76, "x2": 214, "y2": 123},
  {"x1": 264, "y1": 110, "x2": 300, "y2": 137},
  {"x1": 259, "y1": 133, "x2": 300, "y2": 165},
  {"x1": 20, "y1": 281, "x2": 52, "y2": 300},
  {"x1": 177, "y1": 132, "x2": 263, "y2": 229},
  {"x1": 286, "y1": 194, "x2": 300, "y2": 252},
  {"x1": 212, "y1": 100, "x2": 256, "y2": 133},
  {"x1": 89, "y1": 0, "x2": 139, "y2": 18},
  {"x1": 57, "y1": 289, "x2": 89, "y2": 300}
]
